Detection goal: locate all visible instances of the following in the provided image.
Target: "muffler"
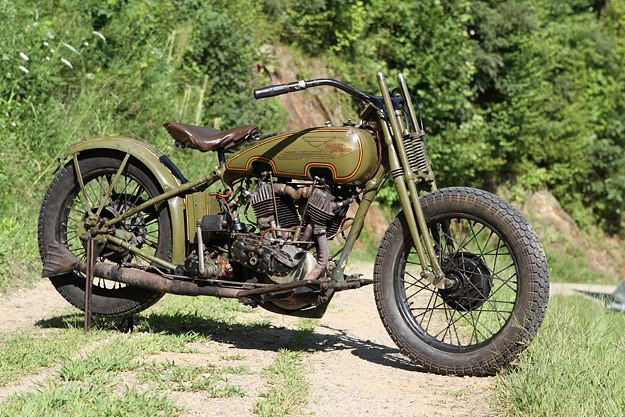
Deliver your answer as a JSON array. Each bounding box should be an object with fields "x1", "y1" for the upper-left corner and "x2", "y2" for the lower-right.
[{"x1": 41, "y1": 241, "x2": 241, "y2": 298}]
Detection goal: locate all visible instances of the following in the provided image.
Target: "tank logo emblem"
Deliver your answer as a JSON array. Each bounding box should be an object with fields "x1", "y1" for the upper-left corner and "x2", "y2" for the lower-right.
[{"x1": 319, "y1": 139, "x2": 357, "y2": 158}]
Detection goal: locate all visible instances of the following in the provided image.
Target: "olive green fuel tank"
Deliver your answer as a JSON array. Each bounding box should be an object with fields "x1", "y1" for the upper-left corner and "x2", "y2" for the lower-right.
[{"x1": 224, "y1": 127, "x2": 379, "y2": 185}]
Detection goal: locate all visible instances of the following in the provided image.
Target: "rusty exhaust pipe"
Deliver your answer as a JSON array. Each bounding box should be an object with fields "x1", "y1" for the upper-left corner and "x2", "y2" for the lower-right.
[{"x1": 41, "y1": 241, "x2": 241, "y2": 298}]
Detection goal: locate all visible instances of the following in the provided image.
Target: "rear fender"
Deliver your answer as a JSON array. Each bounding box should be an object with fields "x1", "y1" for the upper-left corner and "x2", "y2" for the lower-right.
[{"x1": 65, "y1": 137, "x2": 187, "y2": 264}]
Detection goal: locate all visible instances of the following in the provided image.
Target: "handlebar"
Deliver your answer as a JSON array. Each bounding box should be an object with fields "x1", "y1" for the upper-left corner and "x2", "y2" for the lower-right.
[
  {"x1": 253, "y1": 81, "x2": 308, "y2": 99},
  {"x1": 253, "y1": 78, "x2": 376, "y2": 105}
]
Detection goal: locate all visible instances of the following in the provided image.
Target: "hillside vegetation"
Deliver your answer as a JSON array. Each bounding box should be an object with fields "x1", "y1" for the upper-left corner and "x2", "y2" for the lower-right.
[{"x1": 2, "y1": 0, "x2": 625, "y2": 289}]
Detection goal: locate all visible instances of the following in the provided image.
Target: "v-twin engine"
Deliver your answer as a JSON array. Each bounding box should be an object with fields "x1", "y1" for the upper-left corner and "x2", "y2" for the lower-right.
[
  {"x1": 250, "y1": 183, "x2": 350, "y2": 238},
  {"x1": 230, "y1": 182, "x2": 352, "y2": 282}
]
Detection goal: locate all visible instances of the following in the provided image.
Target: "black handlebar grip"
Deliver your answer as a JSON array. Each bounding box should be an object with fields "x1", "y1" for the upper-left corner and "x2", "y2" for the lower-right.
[{"x1": 253, "y1": 80, "x2": 307, "y2": 99}]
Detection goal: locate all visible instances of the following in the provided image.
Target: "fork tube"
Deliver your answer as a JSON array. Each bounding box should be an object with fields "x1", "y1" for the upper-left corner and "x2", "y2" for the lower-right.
[
  {"x1": 377, "y1": 73, "x2": 444, "y2": 285},
  {"x1": 377, "y1": 120, "x2": 430, "y2": 272}
]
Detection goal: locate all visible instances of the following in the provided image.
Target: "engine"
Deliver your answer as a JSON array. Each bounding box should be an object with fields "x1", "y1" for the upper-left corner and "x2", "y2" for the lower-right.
[
  {"x1": 229, "y1": 181, "x2": 353, "y2": 283},
  {"x1": 249, "y1": 183, "x2": 350, "y2": 238}
]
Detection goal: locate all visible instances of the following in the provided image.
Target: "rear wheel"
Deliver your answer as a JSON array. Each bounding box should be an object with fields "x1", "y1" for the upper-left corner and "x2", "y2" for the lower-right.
[
  {"x1": 374, "y1": 187, "x2": 549, "y2": 376},
  {"x1": 38, "y1": 155, "x2": 171, "y2": 317}
]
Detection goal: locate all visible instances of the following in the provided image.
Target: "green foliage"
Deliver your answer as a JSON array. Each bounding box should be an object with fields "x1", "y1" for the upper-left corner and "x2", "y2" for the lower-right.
[
  {"x1": 0, "y1": 298, "x2": 257, "y2": 414},
  {"x1": 3, "y1": 0, "x2": 625, "y2": 295},
  {"x1": 470, "y1": 0, "x2": 625, "y2": 232},
  {"x1": 0, "y1": 329, "x2": 101, "y2": 387},
  {"x1": 0, "y1": 383, "x2": 180, "y2": 417},
  {"x1": 254, "y1": 349, "x2": 308, "y2": 417},
  {"x1": 265, "y1": 0, "x2": 625, "y2": 234},
  {"x1": 0, "y1": 0, "x2": 285, "y2": 290},
  {"x1": 497, "y1": 295, "x2": 625, "y2": 416},
  {"x1": 139, "y1": 361, "x2": 247, "y2": 396}
]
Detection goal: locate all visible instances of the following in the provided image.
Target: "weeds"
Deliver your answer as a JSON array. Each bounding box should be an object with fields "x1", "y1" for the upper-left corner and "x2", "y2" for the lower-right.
[
  {"x1": 253, "y1": 317, "x2": 316, "y2": 416},
  {"x1": 0, "y1": 0, "x2": 286, "y2": 294},
  {"x1": 497, "y1": 295, "x2": 625, "y2": 416},
  {"x1": 0, "y1": 383, "x2": 180, "y2": 417},
  {"x1": 0, "y1": 329, "x2": 102, "y2": 387},
  {"x1": 138, "y1": 361, "x2": 246, "y2": 397},
  {"x1": 0, "y1": 297, "x2": 258, "y2": 414},
  {"x1": 254, "y1": 349, "x2": 308, "y2": 417}
]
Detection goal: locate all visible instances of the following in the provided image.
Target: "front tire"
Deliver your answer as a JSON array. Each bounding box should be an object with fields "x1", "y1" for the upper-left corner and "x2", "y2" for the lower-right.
[
  {"x1": 38, "y1": 154, "x2": 172, "y2": 317},
  {"x1": 374, "y1": 187, "x2": 549, "y2": 376}
]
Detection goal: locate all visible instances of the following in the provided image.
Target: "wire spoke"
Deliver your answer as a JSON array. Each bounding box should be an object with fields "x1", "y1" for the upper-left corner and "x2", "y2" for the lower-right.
[{"x1": 399, "y1": 209, "x2": 521, "y2": 349}]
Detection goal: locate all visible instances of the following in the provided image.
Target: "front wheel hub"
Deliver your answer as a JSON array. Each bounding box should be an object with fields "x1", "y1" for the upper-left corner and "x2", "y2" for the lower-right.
[{"x1": 439, "y1": 252, "x2": 493, "y2": 311}]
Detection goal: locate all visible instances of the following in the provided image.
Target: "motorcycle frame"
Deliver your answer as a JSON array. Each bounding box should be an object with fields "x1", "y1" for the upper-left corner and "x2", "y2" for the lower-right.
[{"x1": 66, "y1": 73, "x2": 446, "y2": 288}]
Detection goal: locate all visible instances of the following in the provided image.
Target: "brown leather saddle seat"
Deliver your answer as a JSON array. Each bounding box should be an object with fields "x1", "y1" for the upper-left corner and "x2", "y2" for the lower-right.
[{"x1": 163, "y1": 121, "x2": 259, "y2": 153}]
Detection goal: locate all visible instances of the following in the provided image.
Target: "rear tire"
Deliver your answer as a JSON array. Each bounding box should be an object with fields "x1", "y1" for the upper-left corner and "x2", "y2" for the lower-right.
[
  {"x1": 374, "y1": 187, "x2": 549, "y2": 376},
  {"x1": 38, "y1": 155, "x2": 171, "y2": 317}
]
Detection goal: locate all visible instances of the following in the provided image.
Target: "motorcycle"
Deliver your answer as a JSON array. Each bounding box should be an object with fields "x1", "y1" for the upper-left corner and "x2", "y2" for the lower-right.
[{"x1": 38, "y1": 72, "x2": 549, "y2": 376}]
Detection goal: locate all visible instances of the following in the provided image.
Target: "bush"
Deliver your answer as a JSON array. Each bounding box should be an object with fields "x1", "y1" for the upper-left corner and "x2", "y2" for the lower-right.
[{"x1": 0, "y1": 0, "x2": 285, "y2": 289}]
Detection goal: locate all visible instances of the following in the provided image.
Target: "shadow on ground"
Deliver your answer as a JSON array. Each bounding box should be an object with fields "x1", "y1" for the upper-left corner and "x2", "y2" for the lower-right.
[{"x1": 37, "y1": 312, "x2": 420, "y2": 372}]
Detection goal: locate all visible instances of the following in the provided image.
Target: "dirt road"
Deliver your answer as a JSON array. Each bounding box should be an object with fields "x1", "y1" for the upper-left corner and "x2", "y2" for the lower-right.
[{"x1": 0, "y1": 262, "x2": 501, "y2": 416}]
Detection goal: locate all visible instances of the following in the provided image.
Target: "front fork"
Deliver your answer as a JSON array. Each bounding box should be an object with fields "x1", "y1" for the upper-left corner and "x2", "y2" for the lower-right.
[{"x1": 376, "y1": 73, "x2": 451, "y2": 289}]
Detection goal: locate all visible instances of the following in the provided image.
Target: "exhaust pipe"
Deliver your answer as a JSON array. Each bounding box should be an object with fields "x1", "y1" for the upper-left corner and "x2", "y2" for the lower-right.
[{"x1": 41, "y1": 241, "x2": 241, "y2": 298}]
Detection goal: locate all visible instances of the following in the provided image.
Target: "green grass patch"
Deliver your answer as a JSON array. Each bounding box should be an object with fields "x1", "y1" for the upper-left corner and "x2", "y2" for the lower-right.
[
  {"x1": 0, "y1": 383, "x2": 180, "y2": 417},
  {"x1": 0, "y1": 329, "x2": 102, "y2": 387},
  {"x1": 59, "y1": 350, "x2": 134, "y2": 383},
  {"x1": 296, "y1": 318, "x2": 317, "y2": 332},
  {"x1": 139, "y1": 360, "x2": 246, "y2": 397},
  {"x1": 497, "y1": 295, "x2": 625, "y2": 416},
  {"x1": 220, "y1": 353, "x2": 247, "y2": 361},
  {"x1": 253, "y1": 318, "x2": 315, "y2": 416},
  {"x1": 254, "y1": 349, "x2": 308, "y2": 417},
  {"x1": 0, "y1": 317, "x2": 246, "y2": 414},
  {"x1": 56, "y1": 329, "x2": 201, "y2": 383}
]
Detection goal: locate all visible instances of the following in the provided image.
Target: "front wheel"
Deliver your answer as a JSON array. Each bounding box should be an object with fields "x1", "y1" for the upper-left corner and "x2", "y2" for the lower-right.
[{"x1": 374, "y1": 187, "x2": 549, "y2": 376}]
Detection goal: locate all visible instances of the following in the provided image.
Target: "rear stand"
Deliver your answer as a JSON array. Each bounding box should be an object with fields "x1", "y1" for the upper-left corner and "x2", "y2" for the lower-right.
[
  {"x1": 83, "y1": 237, "x2": 134, "y2": 332},
  {"x1": 84, "y1": 238, "x2": 95, "y2": 331}
]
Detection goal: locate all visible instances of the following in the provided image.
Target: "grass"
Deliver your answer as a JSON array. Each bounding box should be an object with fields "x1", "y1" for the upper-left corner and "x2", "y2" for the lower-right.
[
  {"x1": 0, "y1": 292, "x2": 323, "y2": 416},
  {"x1": 0, "y1": 383, "x2": 180, "y2": 417},
  {"x1": 0, "y1": 328, "x2": 196, "y2": 416},
  {"x1": 544, "y1": 243, "x2": 618, "y2": 284},
  {"x1": 0, "y1": 329, "x2": 103, "y2": 387},
  {"x1": 254, "y1": 317, "x2": 316, "y2": 416},
  {"x1": 496, "y1": 295, "x2": 625, "y2": 416},
  {"x1": 254, "y1": 349, "x2": 309, "y2": 417},
  {"x1": 138, "y1": 361, "x2": 247, "y2": 397}
]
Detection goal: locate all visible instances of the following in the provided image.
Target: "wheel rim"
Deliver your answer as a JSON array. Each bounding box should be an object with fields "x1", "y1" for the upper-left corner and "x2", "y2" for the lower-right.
[
  {"x1": 396, "y1": 214, "x2": 519, "y2": 351},
  {"x1": 60, "y1": 167, "x2": 162, "y2": 290}
]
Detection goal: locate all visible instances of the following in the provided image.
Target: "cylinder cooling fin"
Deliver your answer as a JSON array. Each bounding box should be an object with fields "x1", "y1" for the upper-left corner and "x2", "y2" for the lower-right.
[
  {"x1": 306, "y1": 188, "x2": 335, "y2": 226},
  {"x1": 249, "y1": 182, "x2": 351, "y2": 238},
  {"x1": 305, "y1": 187, "x2": 350, "y2": 237},
  {"x1": 250, "y1": 183, "x2": 300, "y2": 228}
]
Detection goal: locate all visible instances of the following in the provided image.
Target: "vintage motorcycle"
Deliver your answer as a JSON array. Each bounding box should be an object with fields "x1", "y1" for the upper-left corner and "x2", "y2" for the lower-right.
[{"x1": 38, "y1": 72, "x2": 549, "y2": 376}]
